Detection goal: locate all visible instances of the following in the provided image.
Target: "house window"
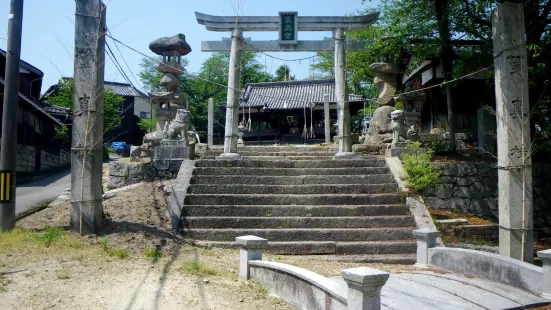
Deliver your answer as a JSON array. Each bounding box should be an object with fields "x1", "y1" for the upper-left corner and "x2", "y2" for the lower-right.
[{"x1": 140, "y1": 112, "x2": 151, "y2": 119}]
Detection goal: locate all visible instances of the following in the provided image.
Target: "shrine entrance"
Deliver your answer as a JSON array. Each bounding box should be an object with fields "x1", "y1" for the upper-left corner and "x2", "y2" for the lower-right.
[{"x1": 195, "y1": 11, "x2": 378, "y2": 158}]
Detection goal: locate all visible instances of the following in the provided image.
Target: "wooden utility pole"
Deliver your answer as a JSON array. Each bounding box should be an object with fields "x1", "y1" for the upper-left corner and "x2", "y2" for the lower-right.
[
  {"x1": 0, "y1": 0, "x2": 24, "y2": 231},
  {"x1": 220, "y1": 28, "x2": 243, "y2": 159},
  {"x1": 70, "y1": 0, "x2": 106, "y2": 235},
  {"x1": 493, "y1": 1, "x2": 533, "y2": 262}
]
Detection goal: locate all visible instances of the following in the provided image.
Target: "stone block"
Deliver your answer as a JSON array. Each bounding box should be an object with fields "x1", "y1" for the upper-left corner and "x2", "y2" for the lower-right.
[
  {"x1": 413, "y1": 228, "x2": 439, "y2": 267},
  {"x1": 143, "y1": 166, "x2": 157, "y2": 182},
  {"x1": 453, "y1": 182, "x2": 492, "y2": 199},
  {"x1": 130, "y1": 145, "x2": 141, "y2": 157},
  {"x1": 544, "y1": 164, "x2": 551, "y2": 180},
  {"x1": 128, "y1": 164, "x2": 144, "y2": 178},
  {"x1": 440, "y1": 164, "x2": 458, "y2": 176},
  {"x1": 424, "y1": 197, "x2": 447, "y2": 209},
  {"x1": 154, "y1": 145, "x2": 195, "y2": 160},
  {"x1": 440, "y1": 176, "x2": 456, "y2": 184},
  {"x1": 456, "y1": 177, "x2": 476, "y2": 186},
  {"x1": 169, "y1": 159, "x2": 184, "y2": 172},
  {"x1": 107, "y1": 176, "x2": 126, "y2": 189},
  {"x1": 126, "y1": 178, "x2": 141, "y2": 186},
  {"x1": 341, "y1": 267, "x2": 390, "y2": 310},
  {"x1": 435, "y1": 184, "x2": 454, "y2": 199},
  {"x1": 109, "y1": 161, "x2": 128, "y2": 177},
  {"x1": 236, "y1": 235, "x2": 268, "y2": 280},
  {"x1": 457, "y1": 163, "x2": 478, "y2": 177},
  {"x1": 152, "y1": 159, "x2": 170, "y2": 171},
  {"x1": 471, "y1": 198, "x2": 498, "y2": 218}
]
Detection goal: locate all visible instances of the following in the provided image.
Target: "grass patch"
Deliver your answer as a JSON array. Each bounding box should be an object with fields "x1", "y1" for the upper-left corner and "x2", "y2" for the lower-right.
[
  {"x1": 144, "y1": 247, "x2": 162, "y2": 260},
  {"x1": 38, "y1": 228, "x2": 64, "y2": 247},
  {"x1": 179, "y1": 260, "x2": 218, "y2": 277},
  {"x1": 98, "y1": 238, "x2": 128, "y2": 259}
]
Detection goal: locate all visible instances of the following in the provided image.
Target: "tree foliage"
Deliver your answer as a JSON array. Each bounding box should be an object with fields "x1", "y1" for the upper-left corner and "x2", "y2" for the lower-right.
[
  {"x1": 46, "y1": 78, "x2": 123, "y2": 133},
  {"x1": 138, "y1": 52, "x2": 275, "y2": 129},
  {"x1": 274, "y1": 65, "x2": 295, "y2": 81},
  {"x1": 314, "y1": 0, "x2": 551, "y2": 152}
]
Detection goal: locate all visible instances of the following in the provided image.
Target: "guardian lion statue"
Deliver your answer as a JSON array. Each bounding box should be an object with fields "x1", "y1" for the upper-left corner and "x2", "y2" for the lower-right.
[{"x1": 163, "y1": 108, "x2": 189, "y2": 141}]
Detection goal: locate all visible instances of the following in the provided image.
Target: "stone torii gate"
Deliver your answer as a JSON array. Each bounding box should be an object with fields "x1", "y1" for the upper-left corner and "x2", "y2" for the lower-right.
[{"x1": 195, "y1": 11, "x2": 379, "y2": 159}]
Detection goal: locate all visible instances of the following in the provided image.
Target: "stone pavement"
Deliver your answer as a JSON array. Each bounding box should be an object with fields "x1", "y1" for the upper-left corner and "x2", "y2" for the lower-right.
[{"x1": 330, "y1": 270, "x2": 549, "y2": 309}]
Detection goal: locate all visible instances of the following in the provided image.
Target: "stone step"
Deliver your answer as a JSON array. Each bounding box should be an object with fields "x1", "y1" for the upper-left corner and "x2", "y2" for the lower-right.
[
  {"x1": 183, "y1": 216, "x2": 415, "y2": 229},
  {"x1": 193, "y1": 167, "x2": 390, "y2": 176},
  {"x1": 195, "y1": 159, "x2": 387, "y2": 168},
  {"x1": 183, "y1": 227, "x2": 416, "y2": 242},
  {"x1": 205, "y1": 151, "x2": 338, "y2": 157},
  {"x1": 190, "y1": 174, "x2": 396, "y2": 185},
  {"x1": 184, "y1": 193, "x2": 402, "y2": 206},
  {"x1": 302, "y1": 254, "x2": 416, "y2": 264},
  {"x1": 194, "y1": 240, "x2": 416, "y2": 255},
  {"x1": 187, "y1": 184, "x2": 398, "y2": 195},
  {"x1": 207, "y1": 146, "x2": 339, "y2": 153},
  {"x1": 181, "y1": 204, "x2": 410, "y2": 217}
]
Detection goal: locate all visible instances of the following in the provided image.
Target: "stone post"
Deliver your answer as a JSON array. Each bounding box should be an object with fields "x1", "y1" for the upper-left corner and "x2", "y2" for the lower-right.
[
  {"x1": 220, "y1": 28, "x2": 243, "y2": 160},
  {"x1": 341, "y1": 267, "x2": 389, "y2": 310},
  {"x1": 537, "y1": 250, "x2": 551, "y2": 299},
  {"x1": 236, "y1": 235, "x2": 268, "y2": 280},
  {"x1": 207, "y1": 98, "x2": 214, "y2": 149},
  {"x1": 413, "y1": 228, "x2": 439, "y2": 268},
  {"x1": 334, "y1": 28, "x2": 359, "y2": 160},
  {"x1": 324, "y1": 94, "x2": 330, "y2": 144},
  {"x1": 70, "y1": 0, "x2": 106, "y2": 235},
  {"x1": 493, "y1": 2, "x2": 533, "y2": 262}
]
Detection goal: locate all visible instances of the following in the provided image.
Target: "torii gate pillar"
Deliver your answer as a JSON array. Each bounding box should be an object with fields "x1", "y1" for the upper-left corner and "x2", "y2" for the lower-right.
[
  {"x1": 334, "y1": 28, "x2": 359, "y2": 159},
  {"x1": 219, "y1": 28, "x2": 243, "y2": 159}
]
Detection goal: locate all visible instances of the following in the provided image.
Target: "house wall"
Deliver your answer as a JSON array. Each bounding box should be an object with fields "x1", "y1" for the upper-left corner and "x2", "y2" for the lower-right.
[{"x1": 133, "y1": 97, "x2": 151, "y2": 118}]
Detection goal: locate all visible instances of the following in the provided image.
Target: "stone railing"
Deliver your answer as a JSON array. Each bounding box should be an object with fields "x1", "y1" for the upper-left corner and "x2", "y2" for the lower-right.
[
  {"x1": 237, "y1": 235, "x2": 390, "y2": 310},
  {"x1": 413, "y1": 228, "x2": 551, "y2": 299}
]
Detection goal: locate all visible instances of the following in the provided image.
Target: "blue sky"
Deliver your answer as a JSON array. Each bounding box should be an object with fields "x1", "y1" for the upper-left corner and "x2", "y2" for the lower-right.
[{"x1": 0, "y1": 0, "x2": 380, "y2": 94}]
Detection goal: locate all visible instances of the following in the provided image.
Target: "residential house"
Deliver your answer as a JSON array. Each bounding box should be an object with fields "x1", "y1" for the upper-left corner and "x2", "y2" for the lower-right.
[
  {"x1": 43, "y1": 80, "x2": 151, "y2": 146},
  {"x1": 0, "y1": 49, "x2": 71, "y2": 179}
]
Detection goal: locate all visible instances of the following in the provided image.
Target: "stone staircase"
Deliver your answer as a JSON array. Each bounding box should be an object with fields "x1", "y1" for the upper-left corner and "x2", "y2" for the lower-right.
[{"x1": 181, "y1": 146, "x2": 417, "y2": 263}]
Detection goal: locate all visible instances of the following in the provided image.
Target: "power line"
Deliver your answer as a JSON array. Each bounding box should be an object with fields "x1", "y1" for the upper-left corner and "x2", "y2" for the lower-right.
[
  {"x1": 107, "y1": 29, "x2": 145, "y2": 94},
  {"x1": 106, "y1": 33, "x2": 495, "y2": 105}
]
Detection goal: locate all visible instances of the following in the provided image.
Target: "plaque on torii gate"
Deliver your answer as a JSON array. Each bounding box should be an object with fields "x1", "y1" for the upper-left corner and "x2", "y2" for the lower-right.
[{"x1": 196, "y1": 11, "x2": 379, "y2": 159}]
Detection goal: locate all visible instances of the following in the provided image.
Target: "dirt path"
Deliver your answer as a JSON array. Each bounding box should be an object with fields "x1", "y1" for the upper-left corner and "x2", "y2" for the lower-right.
[{"x1": 0, "y1": 182, "x2": 413, "y2": 309}]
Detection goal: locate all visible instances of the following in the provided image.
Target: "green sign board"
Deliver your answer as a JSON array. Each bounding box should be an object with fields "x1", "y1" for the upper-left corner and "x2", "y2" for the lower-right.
[{"x1": 279, "y1": 12, "x2": 298, "y2": 44}]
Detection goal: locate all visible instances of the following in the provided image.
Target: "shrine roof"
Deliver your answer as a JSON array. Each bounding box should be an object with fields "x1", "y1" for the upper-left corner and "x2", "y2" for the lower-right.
[{"x1": 239, "y1": 79, "x2": 363, "y2": 110}]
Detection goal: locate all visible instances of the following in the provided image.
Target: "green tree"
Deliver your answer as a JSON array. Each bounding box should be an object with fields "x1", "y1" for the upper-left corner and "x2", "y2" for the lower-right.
[
  {"x1": 138, "y1": 52, "x2": 273, "y2": 129},
  {"x1": 315, "y1": 0, "x2": 551, "y2": 153},
  {"x1": 274, "y1": 64, "x2": 295, "y2": 81},
  {"x1": 47, "y1": 78, "x2": 123, "y2": 133}
]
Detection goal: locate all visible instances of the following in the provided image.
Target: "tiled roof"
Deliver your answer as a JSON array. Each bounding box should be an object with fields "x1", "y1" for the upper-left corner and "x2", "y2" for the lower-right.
[
  {"x1": 104, "y1": 81, "x2": 148, "y2": 98},
  {"x1": 239, "y1": 79, "x2": 364, "y2": 110},
  {"x1": 0, "y1": 77, "x2": 63, "y2": 125}
]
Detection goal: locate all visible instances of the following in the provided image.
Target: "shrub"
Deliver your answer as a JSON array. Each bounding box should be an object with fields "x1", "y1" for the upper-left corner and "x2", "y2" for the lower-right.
[
  {"x1": 144, "y1": 247, "x2": 162, "y2": 260},
  {"x1": 402, "y1": 142, "x2": 442, "y2": 193}
]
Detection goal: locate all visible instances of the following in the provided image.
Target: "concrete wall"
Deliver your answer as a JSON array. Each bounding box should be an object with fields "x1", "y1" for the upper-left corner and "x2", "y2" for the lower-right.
[
  {"x1": 14, "y1": 144, "x2": 71, "y2": 174},
  {"x1": 133, "y1": 97, "x2": 151, "y2": 118},
  {"x1": 249, "y1": 260, "x2": 347, "y2": 310},
  {"x1": 423, "y1": 162, "x2": 551, "y2": 228}
]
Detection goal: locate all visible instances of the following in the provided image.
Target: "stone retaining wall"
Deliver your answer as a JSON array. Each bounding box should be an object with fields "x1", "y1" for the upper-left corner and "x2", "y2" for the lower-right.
[
  {"x1": 424, "y1": 162, "x2": 551, "y2": 228},
  {"x1": 454, "y1": 224, "x2": 499, "y2": 243},
  {"x1": 11, "y1": 144, "x2": 71, "y2": 182},
  {"x1": 107, "y1": 160, "x2": 180, "y2": 189}
]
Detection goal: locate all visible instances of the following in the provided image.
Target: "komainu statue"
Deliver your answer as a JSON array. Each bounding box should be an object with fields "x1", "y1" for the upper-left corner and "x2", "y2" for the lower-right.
[
  {"x1": 390, "y1": 110, "x2": 420, "y2": 145},
  {"x1": 163, "y1": 109, "x2": 190, "y2": 142}
]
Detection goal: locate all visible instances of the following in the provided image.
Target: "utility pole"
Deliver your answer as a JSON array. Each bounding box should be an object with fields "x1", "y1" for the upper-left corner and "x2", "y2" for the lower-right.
[
  {"x1": 70, "y1": 0, "x2": 106, "y2": 235},
  {"x1": 0, "y1": 0, "x2": 24, "y2": 231}
]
